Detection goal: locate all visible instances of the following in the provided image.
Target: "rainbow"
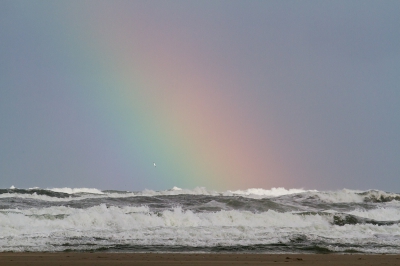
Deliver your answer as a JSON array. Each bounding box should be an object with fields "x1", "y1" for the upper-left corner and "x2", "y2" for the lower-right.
[{"x1": 54, "y1": 3, "x2": 287, "y2": 190}]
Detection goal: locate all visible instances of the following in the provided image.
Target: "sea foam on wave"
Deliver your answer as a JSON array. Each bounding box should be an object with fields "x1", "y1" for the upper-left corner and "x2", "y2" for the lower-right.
[
  {"x1": 289, "y1": 189, "x2": 400, "y2": 203},
  {"x1": 1, "y1": 186, "x2": 400, "y2": 253},
  {"x1": 1, "y1": 204, "x2": 400, "y2": 253},
  {"x1": 49, "y1": 187, "x2": 104, "y2": 194},
  {"x1": 135, "y1": 187, "x2": 315, "y2": 198},
  {"x1": 3, "y1": 204, "x2": 400, "y2": 232},
  {"x1": 2, "y1": 186, "x2": 399, "y2": 204},
  {"x1": 225, "y1": 187, "x2": 316, "y2": 198},
  {"x1": 348, "y1": 207, "x2": 400, "y2": 221},
  {"x1": 0, "y1": 204, "x2": 344, "y2": 236}
]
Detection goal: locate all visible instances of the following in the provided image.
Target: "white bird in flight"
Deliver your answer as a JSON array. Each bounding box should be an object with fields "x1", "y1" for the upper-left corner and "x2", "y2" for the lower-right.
[{"x1": 153, "y1": 162, "x2": 156, "y2": 168}]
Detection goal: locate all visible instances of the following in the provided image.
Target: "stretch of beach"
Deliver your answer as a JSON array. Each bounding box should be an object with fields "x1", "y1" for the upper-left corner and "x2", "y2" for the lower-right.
[{"x1": 0, "y1": 253, "x2": 399, "y2": 266}]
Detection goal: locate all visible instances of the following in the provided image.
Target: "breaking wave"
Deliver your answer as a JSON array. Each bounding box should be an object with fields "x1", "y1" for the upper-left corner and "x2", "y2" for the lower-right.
[{"x1": 1, "y1": 186, "x2": 399, "y2": 253}]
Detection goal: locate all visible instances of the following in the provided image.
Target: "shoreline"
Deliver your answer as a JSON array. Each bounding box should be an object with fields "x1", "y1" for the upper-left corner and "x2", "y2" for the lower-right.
[{"x1": 1, "y1": 253, "x2": 399, "y2": 266}]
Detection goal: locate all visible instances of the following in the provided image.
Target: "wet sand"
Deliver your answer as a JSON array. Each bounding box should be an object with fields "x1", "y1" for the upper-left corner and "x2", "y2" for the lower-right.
[{"x1": 0, "y1": 253, "x2": 399, "y2": 266}]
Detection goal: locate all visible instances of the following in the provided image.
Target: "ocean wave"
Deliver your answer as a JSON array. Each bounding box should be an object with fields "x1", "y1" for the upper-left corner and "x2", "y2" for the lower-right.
[
  {"x1": 348, "y1": 207, "x2": 400, "y2": 221},
  {"x1": 1, "y1": 186, "x2": 400, "y2": 253},
  {"x1": 1, "y1": 187, "x2": 399, "y2": 205},
  {"x1": 48, "y1": 187, "x2": 104, "y2": 194},
  {"x1": 1, "y1": 204, "x2": 400, "y2": 252},
  {"x1": 1, "y1": 187, "x2": 310, "y2": 202},
  {"x1": 277, "y1": 189, "x2": 400, "y2": 204},
  {"x1": 224, "y1": 187, "x2": 316, "y2": 198}
]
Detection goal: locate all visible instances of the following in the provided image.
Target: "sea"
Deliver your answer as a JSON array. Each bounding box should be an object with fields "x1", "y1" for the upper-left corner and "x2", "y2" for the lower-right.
[{"x1": 1, "y1": 186, "x2": 400, "y2": 254}]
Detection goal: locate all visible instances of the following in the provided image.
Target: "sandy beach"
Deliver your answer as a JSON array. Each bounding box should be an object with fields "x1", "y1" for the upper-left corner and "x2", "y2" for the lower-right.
[{"x1": 0, "y1": 253, "x2": 399, "y2": 266}]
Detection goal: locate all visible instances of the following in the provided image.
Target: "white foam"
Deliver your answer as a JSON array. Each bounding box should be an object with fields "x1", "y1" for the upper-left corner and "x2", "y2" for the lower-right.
[
  {"x1": 49, "y1": 187, "x2": 104, "y2": 194},
  {"x1": 6, "y1": 186, "x2": 316, "y2": 198},
  {"x1": 306, "y1": 189, "x2": 400, "y2": 203},
  {"x1": 137, "y1": 187, "x2": 220, "y2": 196},
  {"x1": 0, "y1": 192, "x2": 75, "y2": 202},
  {"x1": 1, "y1": 205, "x2": 399, "y2": 252},
  {"x1": 348, "y1": 208, "x2": 400, "y2": 221},
  {"x1": 311, "y1": 189, "x2": 366, "y2": 203},
  {"x1": 1, "y1": 186, "x2": 399, "y2": 252},
  {"x1": 136, "y1": 187, "x2": 316, "y2": 198},
  {"x1": 225, "y1": 187, "x2": 315, "y2": 198},
  {"x1": 2, "y1": 187, "x2": 399, "y2": 204}
]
